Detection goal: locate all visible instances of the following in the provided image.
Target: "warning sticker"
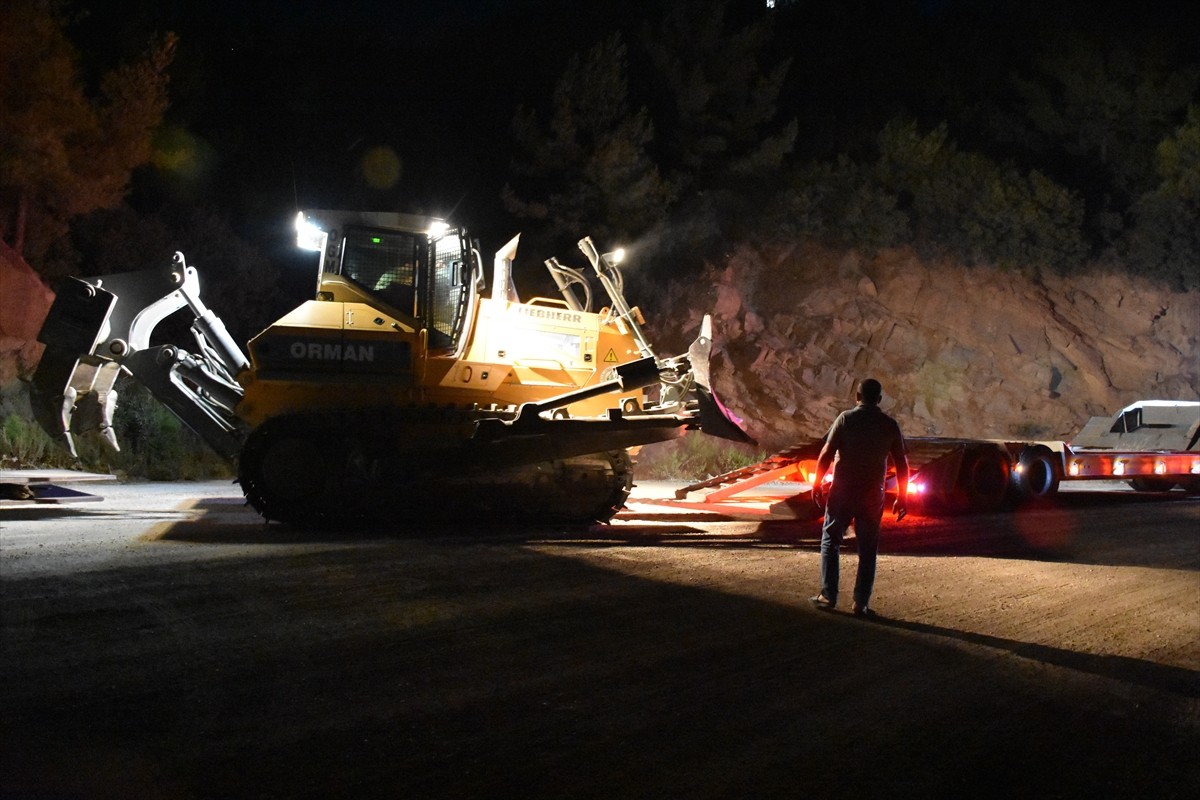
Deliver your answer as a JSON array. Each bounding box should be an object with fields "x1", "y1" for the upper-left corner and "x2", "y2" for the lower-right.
[{"x1": 603, "y1": 348, "x2": 618, "y2": 363}]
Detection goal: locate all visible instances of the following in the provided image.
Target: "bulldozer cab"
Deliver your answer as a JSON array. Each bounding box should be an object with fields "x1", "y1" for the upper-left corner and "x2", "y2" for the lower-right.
[
  {"x1": 341, "y1": 226, "x2": 423, "y2": 318},
  {"x1": 299, "y1": 210, "x2": 477, "y2": 352}
]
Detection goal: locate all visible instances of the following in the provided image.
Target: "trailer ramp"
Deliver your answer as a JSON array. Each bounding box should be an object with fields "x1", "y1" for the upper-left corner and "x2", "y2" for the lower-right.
[
  {"x1": 646, "y1": 441, "x2": 825, "y2": 518},
  {"x1": 0, "y1": 469, "x2": 116, "y2": 505},
  {"x1": 645, "y1": 438, "x2": 1011, "y2": 519}
]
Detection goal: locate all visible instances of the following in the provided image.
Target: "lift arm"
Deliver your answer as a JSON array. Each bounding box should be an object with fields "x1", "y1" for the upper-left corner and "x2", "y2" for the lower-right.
[{"x1": 32, "y1": 253, "x2": 249, "y2": 461}]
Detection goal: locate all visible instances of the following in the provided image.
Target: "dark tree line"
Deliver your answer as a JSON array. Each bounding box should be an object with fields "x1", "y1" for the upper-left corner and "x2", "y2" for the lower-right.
[
  {"x1": 505, "y1": 0, "x2": 1199, "y2": 288},
  {"x1": 2, "y1": 0, "x2": 1197, "y2": 329}
]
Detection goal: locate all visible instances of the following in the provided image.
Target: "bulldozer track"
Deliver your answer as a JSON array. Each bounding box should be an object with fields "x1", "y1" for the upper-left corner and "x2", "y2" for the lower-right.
[{"x1": 238, "y1": 407, "x2": 634, "y2": 527}]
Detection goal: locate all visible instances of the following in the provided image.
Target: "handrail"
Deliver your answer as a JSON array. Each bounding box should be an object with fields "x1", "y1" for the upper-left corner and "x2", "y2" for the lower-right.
[
  {"x1": 511, "y1": 357, "x2": 570, "y2": 371},
  {"x1": 524, "y1": 297, "x2": 573, "y2": 309}
]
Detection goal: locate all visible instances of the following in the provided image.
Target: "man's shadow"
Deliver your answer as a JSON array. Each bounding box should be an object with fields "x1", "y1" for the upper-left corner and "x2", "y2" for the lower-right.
[{"x1": 867, "y1": 613, "x2": 1200, "y2": 698}]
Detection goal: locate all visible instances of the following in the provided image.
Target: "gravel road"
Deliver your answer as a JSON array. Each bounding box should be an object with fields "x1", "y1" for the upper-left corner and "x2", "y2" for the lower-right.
[{"x1": 2, "y1": 479, "x2": 1197, "y2": 799}]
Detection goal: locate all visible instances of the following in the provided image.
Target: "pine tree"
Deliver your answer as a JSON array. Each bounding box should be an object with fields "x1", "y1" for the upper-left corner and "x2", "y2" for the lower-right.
[
  {"x1": 1126, "y1": 106, "x2": 1200, "y2": 289},
  {"x1": 0, "y1": 1, "x2": 175, "y2": 269},
  {"x1": 503, "y1": 32, "x2": 675, "y2": 259},
  {"x1": 642, "y1": 0, "x2": 796, "y2": 189}
]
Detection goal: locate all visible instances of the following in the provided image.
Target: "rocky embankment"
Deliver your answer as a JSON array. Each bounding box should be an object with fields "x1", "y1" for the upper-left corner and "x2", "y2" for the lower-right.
[
  {"x1": 0, "y1": 243, "x2": 53, "y2": 387},
  {"x1": 652, "y1": 243, "x2": 1200, "y2": 452}
]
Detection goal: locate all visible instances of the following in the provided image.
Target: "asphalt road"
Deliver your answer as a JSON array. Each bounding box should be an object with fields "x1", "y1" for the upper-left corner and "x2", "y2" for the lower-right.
[{"x1": 2, "y1": 480, "x2": 1198, "y2": 799}]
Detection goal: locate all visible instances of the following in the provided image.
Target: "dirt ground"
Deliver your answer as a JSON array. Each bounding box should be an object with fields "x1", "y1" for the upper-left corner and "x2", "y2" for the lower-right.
[{"x1": 1, "y1": 480, "x2": 1198, "y2": 799}]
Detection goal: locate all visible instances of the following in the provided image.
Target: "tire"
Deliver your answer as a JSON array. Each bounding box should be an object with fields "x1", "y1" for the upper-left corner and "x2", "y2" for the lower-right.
[
  {"x1": 1012, "y1": 445, "x2": 1061, "y2": 503},
  {"x1": 1128, "y1": 477, "x2": 1175, "y2": 492},
  {"x1": 958, "y1": 447, "x2": 1011, "y2": 512}
]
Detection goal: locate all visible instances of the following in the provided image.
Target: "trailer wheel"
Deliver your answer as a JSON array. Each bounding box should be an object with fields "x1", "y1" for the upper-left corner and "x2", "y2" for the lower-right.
[
  {"x1": 1128, "y1": 477, "x2": 1175, "y2": 492},
  {"x1": 959, "y1": 447, "x2": 1010, "y2": 512},
  {"x1": 1013, "y1": 446, "x2": 1061, "y2": 502}
]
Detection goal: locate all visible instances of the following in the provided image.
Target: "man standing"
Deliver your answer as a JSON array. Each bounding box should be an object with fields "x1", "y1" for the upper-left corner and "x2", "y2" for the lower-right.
[{"x1": 810, "y1": 378, "x2": 909, "y2": 617}]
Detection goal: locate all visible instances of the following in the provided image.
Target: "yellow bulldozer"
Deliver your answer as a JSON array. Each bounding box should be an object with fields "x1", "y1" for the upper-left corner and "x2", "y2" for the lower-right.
[{"x1": 31, "y1": 210, "x2": 752, "y2": 525}]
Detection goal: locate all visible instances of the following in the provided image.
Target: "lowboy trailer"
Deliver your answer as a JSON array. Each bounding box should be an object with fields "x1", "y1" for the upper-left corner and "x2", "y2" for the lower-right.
[{"x1": 651, "y1": 400, "x2": 1200, "y2": 519}]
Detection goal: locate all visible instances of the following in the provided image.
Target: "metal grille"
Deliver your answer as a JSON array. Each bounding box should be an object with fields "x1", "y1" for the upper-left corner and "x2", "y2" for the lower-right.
[
  {"x1": 340, "y1": 228, "x2": 424, "y2": 315},
  {"x1": 427, "y1": 231, "x2": 469, "y2": 349}
]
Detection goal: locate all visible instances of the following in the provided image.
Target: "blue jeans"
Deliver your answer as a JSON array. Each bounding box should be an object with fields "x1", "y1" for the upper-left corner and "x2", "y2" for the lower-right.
[{"x1": 819, "y1": 483, "x2": 885, "y2": 607}]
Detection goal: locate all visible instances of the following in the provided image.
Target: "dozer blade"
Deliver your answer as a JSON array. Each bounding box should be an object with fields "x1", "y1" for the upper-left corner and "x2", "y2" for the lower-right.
[
  {"x1": 688, "y1": 315, "x2": 756, "y2": 445},
  {"x1": 695, "y1": 386, "x2": 755, "y2": 445}
]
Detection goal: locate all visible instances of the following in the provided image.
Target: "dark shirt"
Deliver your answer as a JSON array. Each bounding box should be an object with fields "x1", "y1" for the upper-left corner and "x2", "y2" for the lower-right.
[{"x1": 824, "y1": 403, "x2": 907, "y2": 492}]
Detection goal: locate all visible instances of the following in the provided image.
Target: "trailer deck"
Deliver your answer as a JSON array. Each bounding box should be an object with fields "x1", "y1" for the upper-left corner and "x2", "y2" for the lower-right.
[{"x1": 646, "y1": 401, "x2": 1200, "y2": 519}]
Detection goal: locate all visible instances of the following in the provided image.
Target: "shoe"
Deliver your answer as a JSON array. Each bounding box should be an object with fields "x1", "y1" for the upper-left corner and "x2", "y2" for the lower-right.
[
  {"x1": 809, "y1": 594, "x2": 836, "y2": 610},
  {"x1": 852, "y1": 603, "x2": 876, "y2": 619}
]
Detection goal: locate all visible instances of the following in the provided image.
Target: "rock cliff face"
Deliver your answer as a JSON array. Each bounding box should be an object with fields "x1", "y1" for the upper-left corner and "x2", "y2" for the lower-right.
[
  {"x1": 652, "y1": 243, "x2": 1200, "y2": 452},
  {"x1": 0, "y1": 243, "x2": 53, "y2": 385}
]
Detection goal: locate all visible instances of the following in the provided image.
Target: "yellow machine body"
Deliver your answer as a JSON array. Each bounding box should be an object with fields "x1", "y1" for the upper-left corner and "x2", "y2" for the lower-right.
[{"x1": 236, "y1": 288, "x2": 644, "y2": 429}]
